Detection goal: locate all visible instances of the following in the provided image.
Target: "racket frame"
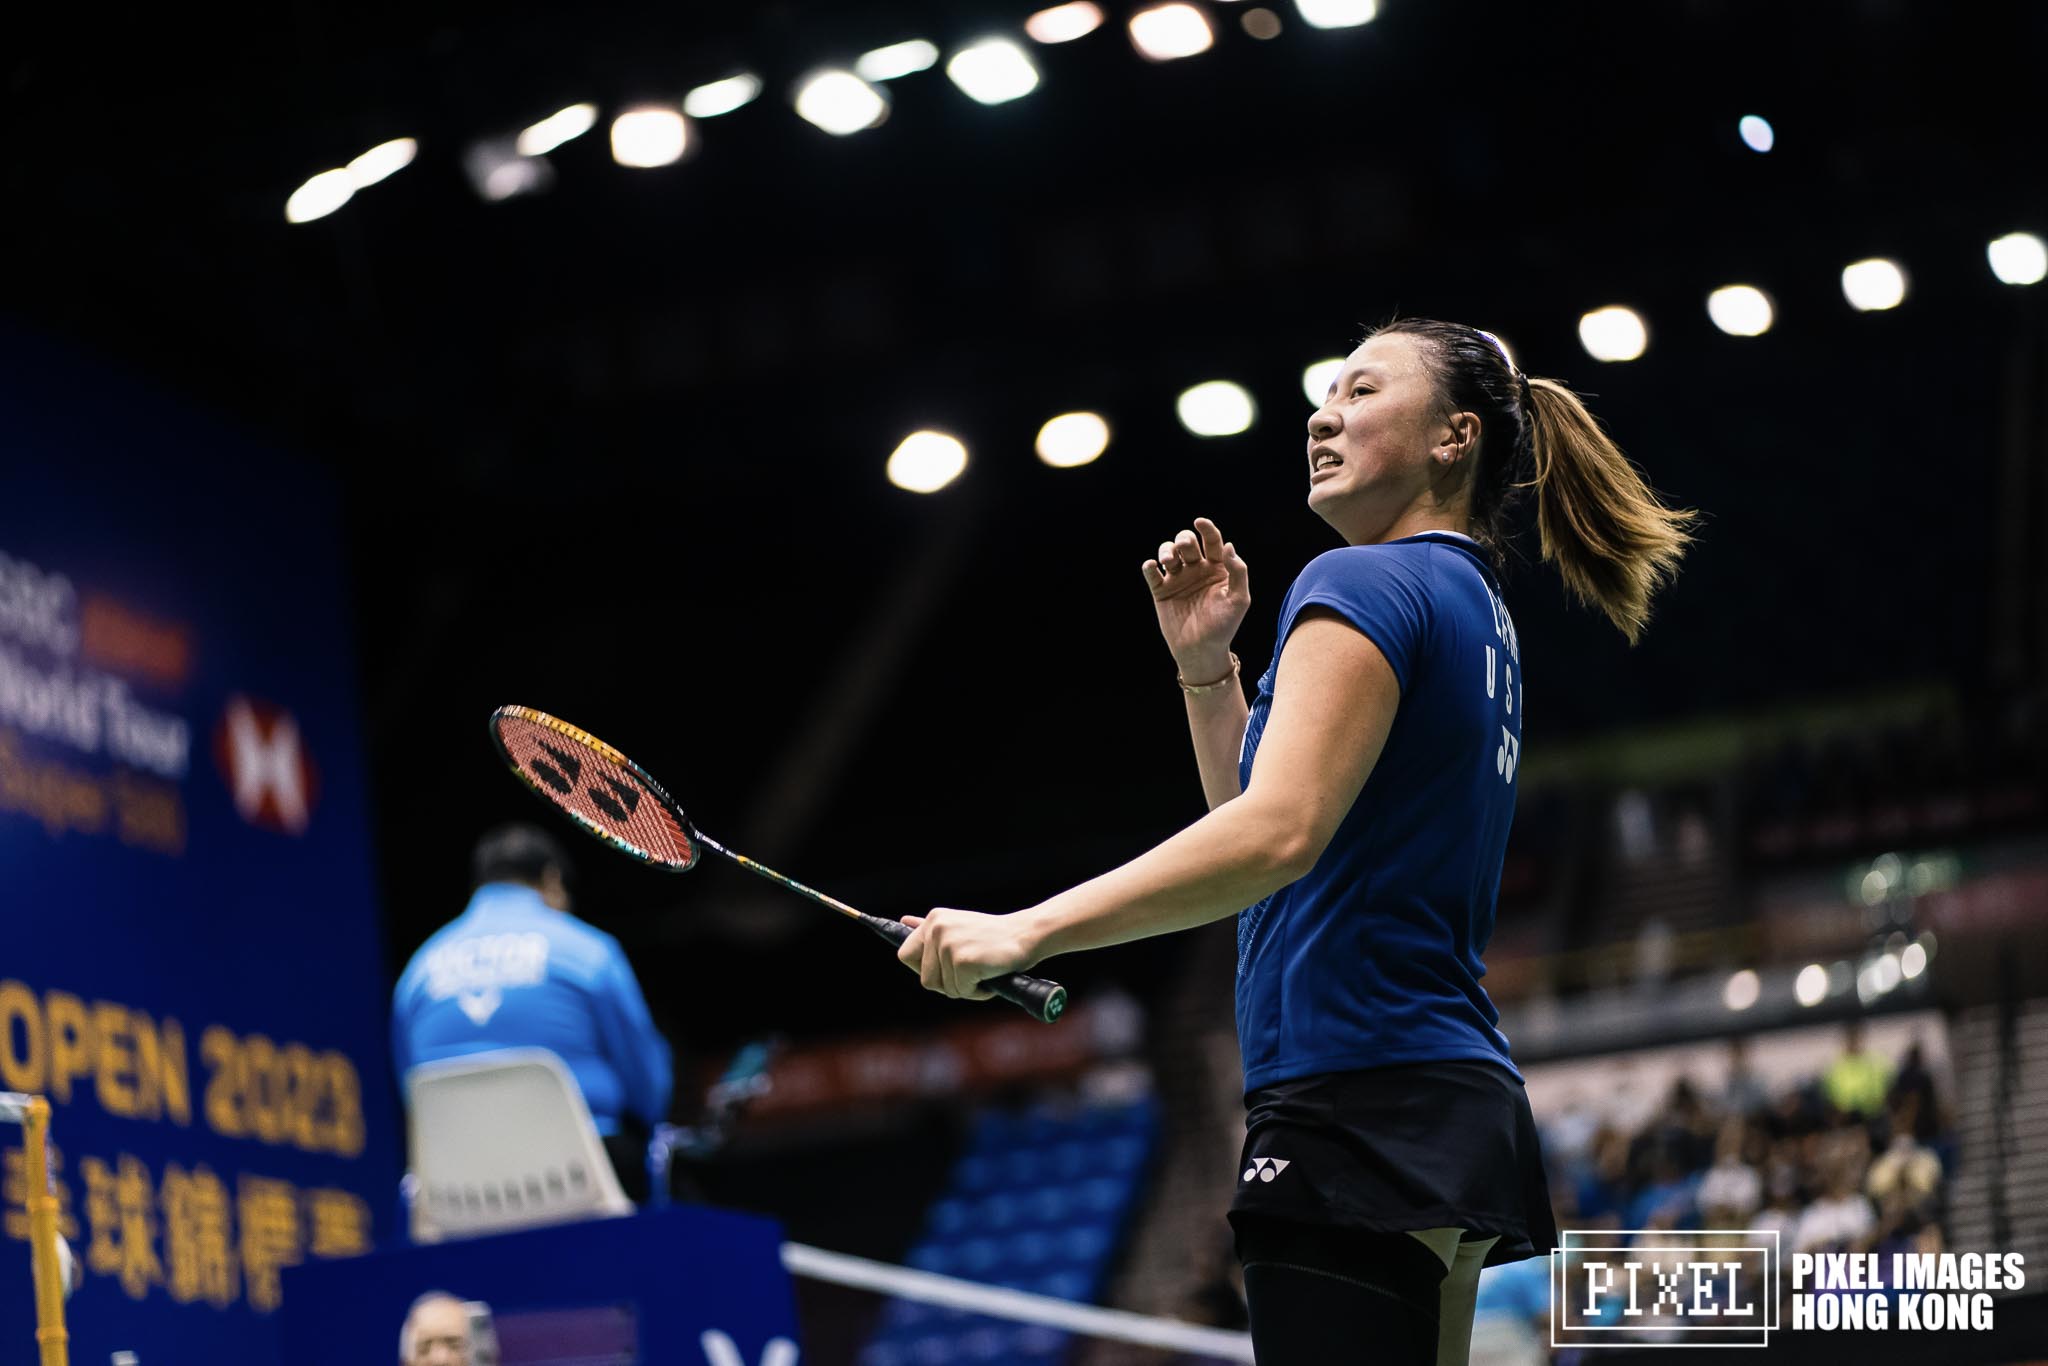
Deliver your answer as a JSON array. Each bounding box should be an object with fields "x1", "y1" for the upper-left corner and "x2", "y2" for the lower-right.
[{"x1": 486, "y1": 705, "x2": 1068, "y2": 1023}]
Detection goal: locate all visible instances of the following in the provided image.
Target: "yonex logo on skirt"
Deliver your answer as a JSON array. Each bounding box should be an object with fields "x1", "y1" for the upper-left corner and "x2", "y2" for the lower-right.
[{"x1": 1243, "y1": 1157, "x2": 1291, "y2": 1183}]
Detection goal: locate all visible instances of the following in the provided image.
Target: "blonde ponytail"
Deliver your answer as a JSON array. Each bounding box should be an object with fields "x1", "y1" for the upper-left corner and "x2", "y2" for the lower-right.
[{"x1": 1522, "y1": 376, "x2": 1695, "y2": 645}]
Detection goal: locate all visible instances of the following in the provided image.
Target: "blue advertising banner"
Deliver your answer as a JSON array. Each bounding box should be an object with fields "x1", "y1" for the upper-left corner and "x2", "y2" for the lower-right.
[{"x1": 0, "y1": 329, "x2": 399, "y2": 1363}]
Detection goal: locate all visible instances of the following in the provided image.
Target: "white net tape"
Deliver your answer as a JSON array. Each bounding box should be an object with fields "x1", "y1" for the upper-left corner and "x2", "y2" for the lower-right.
[{"x1": 783, "y1": 1241, "x2": 1254, "y2": 1363}]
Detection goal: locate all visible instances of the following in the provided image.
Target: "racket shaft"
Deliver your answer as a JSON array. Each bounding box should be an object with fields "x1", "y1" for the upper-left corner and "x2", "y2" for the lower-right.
[
  {"x1": 694, "y1": 832, "x2": 1069, "y2": 1023},
  {"x1": 693, "y1": 831, "x2": 865, "y2": 920}
]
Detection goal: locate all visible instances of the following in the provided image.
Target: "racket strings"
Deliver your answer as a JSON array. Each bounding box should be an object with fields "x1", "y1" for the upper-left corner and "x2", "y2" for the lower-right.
[{"x1": 492, "y1": 710, "x2": 695, "y2": 866}]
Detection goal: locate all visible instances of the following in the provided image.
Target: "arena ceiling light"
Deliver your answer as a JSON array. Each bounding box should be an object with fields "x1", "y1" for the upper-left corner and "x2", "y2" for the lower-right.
[
  {"x1": 856, "y1": 39, "x2": 940, "y2": 82},
  {"x1": 287, "y1": 137, "x2": 418, "y2": 223},
  {"x1": 1706, "y1": 284, "x2": 1775, "y2": 337},
  {"x1": 517, "y1": 104, "x2": 598, "y2": 156},
  {"x1": 1721, "y1": 969, "x2": 1761, "y2": 1011},
  {"x1": 346, "y1": 137, "x2": 417, "y2": 188},
  {"x1": 284, "y1": 169, "x2": 355, "y2": 224},
  {"x1": 1176, "y1": 381, "x2": 1256, "y2": 437},
  {"x1": 462, "y1": 140, "x2": 554, "y2": 202},
  {"x1": 946, "y1": 38, "x2": 1041, "y2": 105},
  {"x1": 1841, "y1": 257, "x2": 1907, "y2": 311},
  {"x1": 1035, "y1": 412, "x2": 1110, "y2": 467},
  {"x1": 684, "y1": 74, "x2": 763, "y2": 118},
  {"x1": 794, "y1": 71, "x2": 890, "y2": 136},
  {"x1": 887, "y1": 431, "x2": 969, "y2": 492},
  {"x1": 1900, "y1": 940, "x2": 1928, "y2": 979},
  {"x1": 1293, "y1": 0, "x2": 1377, "y2": 29},
  {"x1": 610, "y1": 107, "x2": 689, "y2": 168},
  {"x1": 1987, "y1": 231, "x2": 2048, "y2": 286},
  {"x1": 1577, "y1": 306, "x2": 1648, "y2": 362},
  {"x1": 1128, "y1": 4, "x2": 1214, "y2": 61},
  {"x1": 1025, "y1": 2, "x2": 1105, "y2": 43},
  {"x1": 1738, "y1": 114, "x2": 1775, "y2": 153},
  {"x1": 1300, "y1": 357, "x2": 1345, "y2": 406},
  {"x1": 1793, "y1": 963, "x2": 1828, "y2": 1008},
  {"x1": 1242, "y1": 8, "x2": 1284, "y2": 38}
]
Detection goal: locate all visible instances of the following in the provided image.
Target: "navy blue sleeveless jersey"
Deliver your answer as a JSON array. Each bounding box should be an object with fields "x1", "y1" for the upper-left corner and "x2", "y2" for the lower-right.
[{"x1": 1235, "y1": 532, "x2": 1523, "y2": 1090}]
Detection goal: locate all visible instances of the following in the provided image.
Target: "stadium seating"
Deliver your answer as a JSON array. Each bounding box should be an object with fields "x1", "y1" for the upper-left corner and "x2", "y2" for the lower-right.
[{"x1": 858, "y1": 1095, "x2": 1161, "y2": 1365}]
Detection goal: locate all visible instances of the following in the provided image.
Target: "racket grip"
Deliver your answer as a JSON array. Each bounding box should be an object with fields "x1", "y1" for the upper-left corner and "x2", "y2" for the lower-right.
[
  {"x1": 863, "y1": 916, "x2": 1070, "y2": 1024},
  {"x1": 986, "y1": 972, "x2": 1069, "y2": 1024}
]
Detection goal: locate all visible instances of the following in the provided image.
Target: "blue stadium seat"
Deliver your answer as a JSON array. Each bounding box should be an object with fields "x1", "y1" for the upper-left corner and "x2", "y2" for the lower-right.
[
  {"x1": 1059, "y1": 1224, "x2": 1110, "y2": 1261},
  {"x1": 1025, "y1": 1184, "x2": 1074, "y2": 1224},
  {"x1": 955, "y1": 1236, "x2": 1002, "y2": 1276},
  {"x1": 1076, "y1": 1175, "x2": 1126, "y2": 1214},
  {"x1": 1036, "y1": 1270, "x2": 1091, "y2": 1301},
  {"x1": 1099, "y1": 1134, "x2": 1147, "y2": 1172},
  {"x1": 956, "y1": 1323, "x2": 1010, "y2": 1360},
  {"x1": 1015, "y1": 1323, "x2": 1069, "y2": 1358},
  {"x1": 928, "y1": 1196, "x2": 971, "y2": 1237},
  {"x1": 907, "y1": 1244, "x2": 953, "y2": 1275},
  {"x1": 1000, "y1": 1148, "x2": 1042, "y2": 1185},
  {"x1": 1006, "y1": 1229, "x2": 1055, "y2": 1267},
  {"x1": 861, "y1": 1094, "x2": 1164, "y2": 1366},
  {"x1": 1047, "y1": 1139, "x2": 1090, "y2": 1179}
]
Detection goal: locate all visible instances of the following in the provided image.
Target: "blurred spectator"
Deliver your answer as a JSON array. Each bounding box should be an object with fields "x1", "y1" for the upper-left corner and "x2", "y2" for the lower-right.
[
  {"x1": 1752, "y1": 1163, "x2": 1803, "y2": 1244},
  {"x1": 392, "y1": 824, "x2": 674, "y2": 1200},
  {"x1": 1544, "y1": 1092, "x2": 1602, "y2": 1172},
  {"x1": 1764, "y1": 1079, "x2": 1827, "y2": 1141},
  {"x1": 400, "y1": 1291, "x2": 484, "y2": 1366},
  {"x1": 1697, "y1": 1118, "x2": 1762, "y2": 1224},
  {"x1": 1574, "y1": 1125, "x2": 1631, "y2": 1223},
  {"x1": 1470, "y1": 1254, "x2": 1550, "y2": 1366},
  {"x1": 1822, "y1": 1022, "x2": 1893, "y2": 1119},
  {"x1": 1867, "y1": 1095, "x2": 1943, "y2": 1211},
  {"x1": 1626, "y1": 1147, "x2": 1696, "y2": 1229},
  {"x1": 1887, "y1": 1038, "x2": 1941, "y2": 1141},
  {"x1": 1792, "y1": 1134, "x2": 1875, "y2": 1254},
  {"x1": 1629, "y1": 1079, "x2": 1715, "y2": 1184},
  {"x1": 1721, "y1": 1036, "x2": 1769, "y2": 1117},
  {"x1": 1674, "y1": 803, "x2": 1713, "y2": 866},
  {"x1": 1540, "y1": 1026, "x2": 1959, "y2": 1311},
  {"x1": 1614, "y1": 789, "x2": 1657, "y2": 862}
]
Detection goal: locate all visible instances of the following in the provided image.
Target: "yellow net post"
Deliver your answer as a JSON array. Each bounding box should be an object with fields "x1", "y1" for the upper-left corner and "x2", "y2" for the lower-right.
[{"x1": 2, "y1": 1093, "x2": 69, "y2": 1366}]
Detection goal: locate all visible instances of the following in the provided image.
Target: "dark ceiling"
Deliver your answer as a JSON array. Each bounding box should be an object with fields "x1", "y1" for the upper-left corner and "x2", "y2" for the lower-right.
[{"x1": 9, "y1": 0, "x2": 2045, "y2": 1051}]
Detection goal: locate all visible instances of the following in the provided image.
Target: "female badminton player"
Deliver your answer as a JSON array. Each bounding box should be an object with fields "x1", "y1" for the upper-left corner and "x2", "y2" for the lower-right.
[{"x1": 898, "y1": 318, "x2": 1694, "y2": 1364}]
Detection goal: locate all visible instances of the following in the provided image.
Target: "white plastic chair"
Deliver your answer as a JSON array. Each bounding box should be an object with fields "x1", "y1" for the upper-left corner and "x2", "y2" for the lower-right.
[{"x1": 405, "y1": 1048, "x2": 633, "y2": 1244}]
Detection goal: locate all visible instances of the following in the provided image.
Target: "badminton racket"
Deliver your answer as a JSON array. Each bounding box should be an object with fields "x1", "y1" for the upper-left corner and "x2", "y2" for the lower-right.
[{"x1": 487, "y1": 705, "x2": 1068, "y2": 1023}]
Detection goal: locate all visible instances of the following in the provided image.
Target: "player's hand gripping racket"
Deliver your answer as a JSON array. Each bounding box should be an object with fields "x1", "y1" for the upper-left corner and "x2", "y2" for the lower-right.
[{"x1": 487, "y1": 705, "x2": 1068, "y2": 1023}]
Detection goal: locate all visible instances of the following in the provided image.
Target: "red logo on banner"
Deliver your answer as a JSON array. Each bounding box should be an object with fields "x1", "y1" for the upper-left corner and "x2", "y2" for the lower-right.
[{"x1": 213, "y1": 696, "x2": 320, "y2": 835}]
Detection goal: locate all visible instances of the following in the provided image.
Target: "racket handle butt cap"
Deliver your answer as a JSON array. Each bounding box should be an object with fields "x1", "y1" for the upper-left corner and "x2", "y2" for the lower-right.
[{"x1": 991, "y1": 974, "x2": 1067, "y2": 1024}]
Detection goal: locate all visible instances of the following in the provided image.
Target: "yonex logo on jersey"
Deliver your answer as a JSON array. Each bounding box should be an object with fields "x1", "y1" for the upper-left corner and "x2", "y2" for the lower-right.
[{"x1": 1242, "y1": 1157, "x2": 1291, "y2": 1183}]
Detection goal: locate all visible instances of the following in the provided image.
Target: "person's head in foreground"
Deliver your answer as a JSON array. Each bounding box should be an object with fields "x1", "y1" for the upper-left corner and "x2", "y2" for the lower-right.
[
  {"x1": 400, "y1": 1291, "x2": 471, "y2": 1366},
  {"x1": 1308, "y1": 318, "x2": 1694, "y2": 642}
]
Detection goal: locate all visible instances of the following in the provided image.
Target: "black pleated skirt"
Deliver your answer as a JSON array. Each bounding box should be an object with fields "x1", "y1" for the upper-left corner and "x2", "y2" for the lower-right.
[{"x1": 1227, "y1": 1058, "x2": 1557, "y2": 1268}]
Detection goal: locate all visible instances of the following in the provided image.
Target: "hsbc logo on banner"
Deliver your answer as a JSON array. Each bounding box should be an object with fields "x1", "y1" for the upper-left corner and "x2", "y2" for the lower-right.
[{"x1": 213, "y1": 695, "x2": 320, "y2": 835}]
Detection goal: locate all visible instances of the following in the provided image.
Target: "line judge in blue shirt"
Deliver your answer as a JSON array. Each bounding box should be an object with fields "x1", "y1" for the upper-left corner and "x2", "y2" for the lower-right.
[
  {"x1": 898, "y1": 319, "x2": 1697, "y2": 1365},
  {"x1": 393, "y1": 824, "x2": 673, "y2": 1201}
]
